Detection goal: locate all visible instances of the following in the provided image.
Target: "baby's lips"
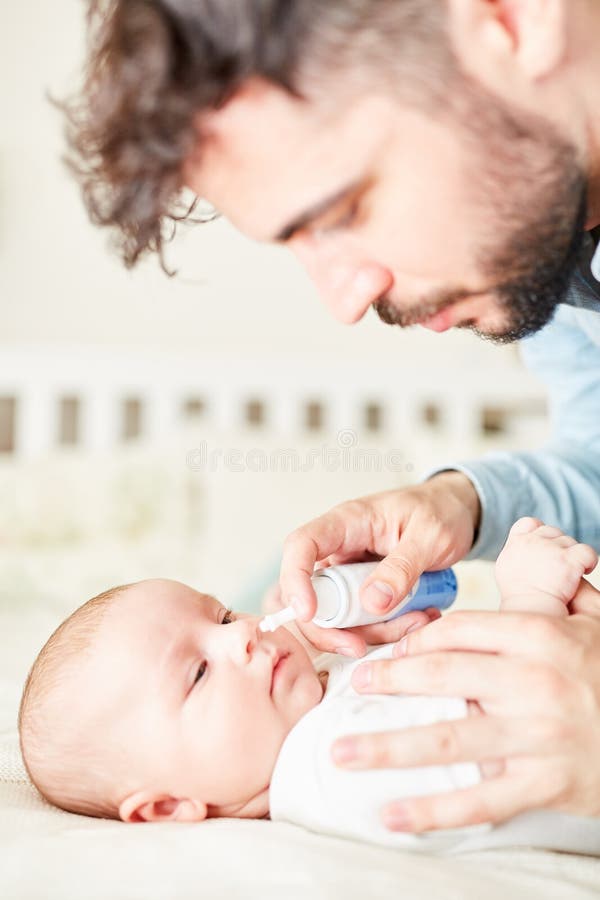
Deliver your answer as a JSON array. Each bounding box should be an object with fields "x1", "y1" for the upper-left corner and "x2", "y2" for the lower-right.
[{"x1": 269, "y1": 650, "x2": 291, "y2": 694}]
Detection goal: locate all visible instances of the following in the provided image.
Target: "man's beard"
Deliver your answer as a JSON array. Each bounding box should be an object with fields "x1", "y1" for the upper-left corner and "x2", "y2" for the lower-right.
[
  {"x1": 473, "y1": 191, "x2": 586, "y2": 344},
  {"x1": 375, "y1": 83, "x2": 588, "y2": 344}
]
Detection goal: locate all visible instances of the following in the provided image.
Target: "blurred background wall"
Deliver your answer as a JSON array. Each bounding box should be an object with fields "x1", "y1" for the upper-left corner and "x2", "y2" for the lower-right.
[{"x1": 1, "y1": 2, "x2": 551, "y2": 691}]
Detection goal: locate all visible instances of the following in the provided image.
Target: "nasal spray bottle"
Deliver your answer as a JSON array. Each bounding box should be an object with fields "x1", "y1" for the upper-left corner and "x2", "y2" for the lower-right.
[{"x1": 259, "y1": 561, "x2": 457, "y2": 633}]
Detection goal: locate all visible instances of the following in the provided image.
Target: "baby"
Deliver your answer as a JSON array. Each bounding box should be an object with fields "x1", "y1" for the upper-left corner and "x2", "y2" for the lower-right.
[{"x1": 17, "y1": 517, "x2": 600, "y2": 853}]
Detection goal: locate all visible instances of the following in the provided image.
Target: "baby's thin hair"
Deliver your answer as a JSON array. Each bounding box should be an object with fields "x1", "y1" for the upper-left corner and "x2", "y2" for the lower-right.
[{"x1": 18, "y1": 584, "x2": 131, "y2": 819}]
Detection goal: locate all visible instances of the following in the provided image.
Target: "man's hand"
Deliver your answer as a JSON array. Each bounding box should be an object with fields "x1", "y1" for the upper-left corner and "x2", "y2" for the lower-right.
[
  {"x1": 331, "y1": 611, "x2": 600, "y2": 832},
  {"x1": 262, "y1": 579, "x2": 442, "y2": 658},
  {"x1": 279, "y1": 472, "x2": 480, "y2": 656}
]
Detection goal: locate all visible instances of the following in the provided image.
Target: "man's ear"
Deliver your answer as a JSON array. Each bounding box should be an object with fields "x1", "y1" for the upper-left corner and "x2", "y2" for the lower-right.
[
  {"x1": 119, "y1": 791, "x2": 208, "y2": 824},
  {"x1": 447, "y1": 0, "x2": 566, "y2": 82}
]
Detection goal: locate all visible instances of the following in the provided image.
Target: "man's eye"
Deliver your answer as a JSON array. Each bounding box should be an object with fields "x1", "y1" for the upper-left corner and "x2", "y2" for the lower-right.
[
  {"x1": 335, "y1": 200, "x2": 360, "y2": 229},
  {"x1": 314, "y1": 200, "x2": 361, "y2": 237}
]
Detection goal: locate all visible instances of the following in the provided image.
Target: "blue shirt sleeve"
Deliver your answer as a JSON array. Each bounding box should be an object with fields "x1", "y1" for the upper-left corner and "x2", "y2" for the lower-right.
[{"x1": 428, "y1": 304, "x2": 600, "y2": 561}]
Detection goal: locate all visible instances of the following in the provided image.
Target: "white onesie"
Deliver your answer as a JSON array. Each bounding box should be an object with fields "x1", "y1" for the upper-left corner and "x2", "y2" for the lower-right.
[{"x1": 269, "y1": 645, "x2": 600, "y2": 855}]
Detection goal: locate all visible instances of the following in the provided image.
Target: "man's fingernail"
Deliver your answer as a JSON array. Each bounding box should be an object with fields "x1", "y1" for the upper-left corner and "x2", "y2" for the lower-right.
[
  {"x1": 382, "y1": 804, "x2": 412, "y2": 832},
  {"x1": 352, "y1": 663, "x2": 372, "y2": 689},
  {"x1": 337, "y1": 646, "x2": 360, "y2": 658},
  {"x1": 363, "y1": 581, "x2": 395, "y2": 612},
  {"x1": 332, "y1": 739, "x2": 359, "y2": 765}
]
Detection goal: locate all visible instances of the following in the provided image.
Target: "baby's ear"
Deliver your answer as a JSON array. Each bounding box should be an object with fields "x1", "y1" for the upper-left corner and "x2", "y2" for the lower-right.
[{"x1": 119, "y1": 791, "x2": 207, "y2": 823}]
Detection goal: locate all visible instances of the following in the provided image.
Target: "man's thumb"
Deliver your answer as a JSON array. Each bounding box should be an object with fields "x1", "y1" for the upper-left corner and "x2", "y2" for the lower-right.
[
  {"x1": 569, "y1": 578, "x2": 600, "y2": 616},
  {"x1": 360, "y1": 542, "x2": 424, "y2": 615}
]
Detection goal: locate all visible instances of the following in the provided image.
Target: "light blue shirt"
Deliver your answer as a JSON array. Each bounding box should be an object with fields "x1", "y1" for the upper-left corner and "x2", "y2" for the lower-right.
[{"x1": 439, "y1": 232, "x2": 600, "y2": 561}]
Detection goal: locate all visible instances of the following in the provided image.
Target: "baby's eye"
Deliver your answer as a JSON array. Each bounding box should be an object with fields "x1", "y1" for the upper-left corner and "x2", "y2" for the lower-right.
[
  {"x1": 192, "y1": 610, "x2": 235, "y2": 688},
  {"x1": 193, "y1": 661, "x2": 207, "y2": 685}
]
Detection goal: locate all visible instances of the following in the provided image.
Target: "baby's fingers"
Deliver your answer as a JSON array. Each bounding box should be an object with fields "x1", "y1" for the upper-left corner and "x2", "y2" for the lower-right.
[
  {"x1": 508, "y1": 517, "x2": 543, "y2": 536},
  {"x1": 568, "y1": 542, "x2": 598, "y2": 574}
]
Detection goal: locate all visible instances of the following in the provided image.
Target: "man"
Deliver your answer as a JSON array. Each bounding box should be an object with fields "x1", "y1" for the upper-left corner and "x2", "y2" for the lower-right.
[{"x1": 68, "y1": 1, "x2": 600, "y2": 836}]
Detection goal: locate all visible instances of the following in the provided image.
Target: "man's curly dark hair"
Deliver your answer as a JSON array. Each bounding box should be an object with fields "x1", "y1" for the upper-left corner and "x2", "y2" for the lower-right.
[{"x1": 64, "y1": 1, "x2": 448, "y2": 269}]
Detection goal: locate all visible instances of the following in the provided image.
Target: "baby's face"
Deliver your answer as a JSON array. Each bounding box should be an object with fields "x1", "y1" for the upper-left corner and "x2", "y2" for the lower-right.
[{"x1": 83, "y1": 580, "x2": 323, "y2": 821}]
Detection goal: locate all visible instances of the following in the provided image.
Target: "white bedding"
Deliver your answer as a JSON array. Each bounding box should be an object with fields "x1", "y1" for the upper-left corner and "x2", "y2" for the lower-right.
[{"x1": 2, "y1": 597, "x2": 600, "y2": 899}]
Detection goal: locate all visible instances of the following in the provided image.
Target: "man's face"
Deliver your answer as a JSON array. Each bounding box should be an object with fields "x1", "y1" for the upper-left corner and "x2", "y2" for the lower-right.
[
  {"x1": 186, "y1": 78, "x2": 585, "y2": 343},
  {"x1": 85, "y1": 580, "x2": 322, "y2": 818}
]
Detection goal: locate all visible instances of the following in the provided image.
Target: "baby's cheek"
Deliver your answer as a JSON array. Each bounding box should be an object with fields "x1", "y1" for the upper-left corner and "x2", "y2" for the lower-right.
[{"x1": 289, "y1": 669, "x2": 323, "y2": 723}]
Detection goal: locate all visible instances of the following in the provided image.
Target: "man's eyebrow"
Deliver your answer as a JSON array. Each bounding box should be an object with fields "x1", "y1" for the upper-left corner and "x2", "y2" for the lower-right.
[{"x1": 273, "y1": 180, "x2": 362, "y2": 243}]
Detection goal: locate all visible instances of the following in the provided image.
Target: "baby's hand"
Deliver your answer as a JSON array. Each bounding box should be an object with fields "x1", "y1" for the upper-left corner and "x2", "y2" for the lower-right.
[{"x1": 496, "y1": 517, "x2": 598, "y2": 616}]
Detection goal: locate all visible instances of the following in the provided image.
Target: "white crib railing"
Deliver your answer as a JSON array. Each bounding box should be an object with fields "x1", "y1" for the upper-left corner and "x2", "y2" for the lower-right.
[{"x1": 0, "y1": 346, "x2": 548, "y2": 458}]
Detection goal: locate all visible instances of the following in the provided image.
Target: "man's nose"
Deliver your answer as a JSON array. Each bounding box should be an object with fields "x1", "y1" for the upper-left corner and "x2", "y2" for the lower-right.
[{"x1": 289, "y1": 235, "x2": 394, "y2": 324}]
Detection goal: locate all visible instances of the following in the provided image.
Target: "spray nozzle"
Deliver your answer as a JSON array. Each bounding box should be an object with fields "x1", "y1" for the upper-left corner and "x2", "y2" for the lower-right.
[{"x1": 258, "y1": 606, "x2": 298, "y2": 633}]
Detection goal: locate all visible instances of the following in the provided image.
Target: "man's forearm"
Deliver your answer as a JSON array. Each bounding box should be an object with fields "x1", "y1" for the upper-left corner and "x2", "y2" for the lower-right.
[
  {"x1": 427, "y1": 305, "x2": 600, "y2": 562},
  {"x1": 430, "y1": 445, "x2": 600, "y2": 561}
]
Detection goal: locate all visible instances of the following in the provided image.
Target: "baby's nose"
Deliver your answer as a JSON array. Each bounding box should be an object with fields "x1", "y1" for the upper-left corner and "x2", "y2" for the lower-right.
[{"x1": 229, "y1": 617, "x2": 260, "y2": 663}]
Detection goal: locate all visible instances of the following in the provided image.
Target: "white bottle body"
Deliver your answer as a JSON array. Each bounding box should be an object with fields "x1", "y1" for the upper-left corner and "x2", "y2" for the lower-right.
[{"x1": 311, "y1": 561, "x2": 457, "y2": 629}]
